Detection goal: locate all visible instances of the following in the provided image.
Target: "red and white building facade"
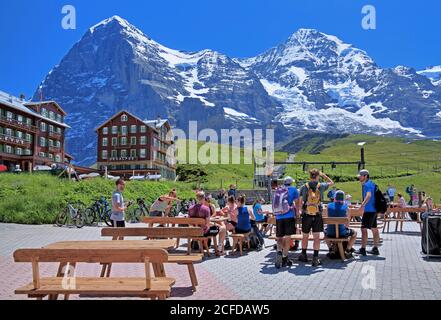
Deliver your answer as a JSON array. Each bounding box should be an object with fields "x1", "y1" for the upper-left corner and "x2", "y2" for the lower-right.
[
  {"x1": 95, "y1": 110, "x2": 176, "y2": 180},
  {"x1": 0, "y1": 91, "x2": 71, "y2": 172}
]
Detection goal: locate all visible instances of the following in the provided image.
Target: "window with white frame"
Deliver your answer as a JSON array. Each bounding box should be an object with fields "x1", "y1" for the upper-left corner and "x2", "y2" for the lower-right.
[
  {"x1": 111, "y1": 150, "x2": 117, "y2": 158},
  {"x1": 121, "y1": 137, "x2": 127, "y2": 145},
  {"x1": 140, "y1": 125, "x2": 146, "y2": 133},
  {"x1": 5, "y1": 145, "x2": 12, "y2": 153},
  {"x1": 131, "y1": 136, "x2": 136, "y2": 145},
  {"x1": 121, "y1": 126, "x2": 127, "y2": 135},
  {"x1": 102, "y1": 127, "x2": 108, "y2": 135},
  {"x1": 121, "y1": 150, "x2": 127, "y2": 158},
  {"x1": 140, "y1": 136, "x2": 147, "y2": 145},
  {"x1": 102, "y1": 150, "x2": 108, "y2": 160},
  {"x1": 112, "y1": 126, "x2": 118, "y2": 134},
  {"x1": 130, "y1": 125, "x2": 137, "y2": 134},
  {"x1": 112, "y1": 137, "x2": 117, "y2": 146},
  {"x1": 121, "y1": 114, "x2": 128, "y2": 122},
  {"x1": 40, "y1": 122, "x2": 47, "y2": 132},
  {"x1": 140, "y1": 149, "x2": 146, "y2": 158},
  {"x1": 40, "y1": 137, "x2": 46, "y2": 147},
  {"x1": 130, "y1": 149, "x2": 137, "y2": 158},
  {"x1": 102, "y1": 138, "x2": 108, "y2": 147}
]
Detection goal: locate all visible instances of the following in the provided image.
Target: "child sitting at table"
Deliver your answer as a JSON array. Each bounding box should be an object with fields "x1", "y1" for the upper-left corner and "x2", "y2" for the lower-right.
[{"x1": 220, "y1": 196, "x2": 237, "y2": 250}]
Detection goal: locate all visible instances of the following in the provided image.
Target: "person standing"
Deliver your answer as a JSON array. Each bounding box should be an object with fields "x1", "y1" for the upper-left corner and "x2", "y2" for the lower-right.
[
  {"x1": 228, "y1": 184, "x2": 237, "y2": 199},
  {"x1": 111, "y1": 179, "x2": 129, "y2": 228},
  {"x1": 273, "y1": 176, "x2": 299, "y2": 269},
  {"x1": 357, "y1": 169, "x2": 380, "y2": 256},
  {"x1": 387, "y1": 184, "x2": 396, "y2": 203},
  {"x1": 298, "y1": 169, "x2": 334, "y2": 267},
  {"x1": 217, "y1": 189, "x2": 227, "y2": 209}
]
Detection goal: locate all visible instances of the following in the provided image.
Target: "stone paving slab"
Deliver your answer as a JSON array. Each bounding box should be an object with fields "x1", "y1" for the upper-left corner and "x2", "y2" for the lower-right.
[{"x1": 1, "y1": 221, "x2": 440, "y2": 300}]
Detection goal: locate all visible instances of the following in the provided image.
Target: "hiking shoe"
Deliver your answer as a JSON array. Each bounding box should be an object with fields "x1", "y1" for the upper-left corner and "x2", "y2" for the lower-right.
[
  {"x1": 312, "y1": 256, "x2": 322, "y2": 267},
  {"x1": 282, "y1": 257, "x2": 293, "y2": 267},
  {"x1": 357, "y1": 248, "x2": 367, "y2": 256},
  {"x1": 273, "y1": 244, "x2": 278, "y2": 250},
  {"x1": 368, "y1": 247, "x2": 380, "y2": 256},
  {"x1": 347, "y1": 248, "x2": 355, "y2": 254},
  {"x1": 257, "y1": 245, "x2": 263, "y2": 251},
  {"x1": 275, "y1": 252, "x2": 283, "y2": 269},
  {"x1": 345, "y1": 251, "x2": 354, "y2": 259},
  {"x1": 224, "y1": 242, "x2": 232, "y2": 250},
  {"x1": 298, "y1": 252, "x2": 308, "y2": 262}
]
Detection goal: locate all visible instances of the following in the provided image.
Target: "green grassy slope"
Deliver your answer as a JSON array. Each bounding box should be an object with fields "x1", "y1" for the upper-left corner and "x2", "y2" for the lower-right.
[
  {"x1": 0, "y1": 173, "x2": 195, "y2": 224},
  {"x1": 176, "y1": 135, "x2": 441, "y2": 202}
]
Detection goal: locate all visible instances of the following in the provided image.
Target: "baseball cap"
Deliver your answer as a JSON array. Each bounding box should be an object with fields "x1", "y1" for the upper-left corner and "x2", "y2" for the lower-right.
[
  {"x1": 284, "y1": 176, "x2": 294, "y2": 185},
  {"x1": 335, "y1": 190, "x2": 345, "y2": 202},
  {"x1": 358, "y1": 169, "x2": 370, "y2": 177}
]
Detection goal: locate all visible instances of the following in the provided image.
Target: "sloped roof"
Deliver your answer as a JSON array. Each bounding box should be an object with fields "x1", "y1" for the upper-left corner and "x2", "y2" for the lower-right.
[{"x1": 0, "y1": 91, "x2": 70, "y2": 128}]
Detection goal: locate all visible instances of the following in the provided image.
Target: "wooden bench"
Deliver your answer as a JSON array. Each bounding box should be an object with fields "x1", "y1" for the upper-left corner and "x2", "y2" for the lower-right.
[
  {"x1": 230, "y1": 233, "x2": 251, "y2": 256},
  {"x1": 382, "y1": 207, "x2": 426, "y2": 233},
  {"x1": 143, "y1": 217, "x2": 220, "y2": 256},
  {"x1": 323, "y1": 217, "x2": 351, "y2": 261},
  {"x1": 101, "y1": 228, "x2": 203, "y2": 291},
  {"x1": 13, "y1": 248, "x2": 174, "y2": 300}
]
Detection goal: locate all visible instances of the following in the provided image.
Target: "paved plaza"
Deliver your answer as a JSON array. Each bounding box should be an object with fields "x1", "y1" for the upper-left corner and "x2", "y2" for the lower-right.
[{"x1": 1, "y1": 221, "x2": 441, "y2": 300}]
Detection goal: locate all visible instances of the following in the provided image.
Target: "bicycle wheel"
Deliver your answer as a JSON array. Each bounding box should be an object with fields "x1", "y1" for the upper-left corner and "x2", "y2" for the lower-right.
[
  {"x1": 55, "y1": 207, "x2": 69, "y2": 227},
  {"x1": 103, "y1": 209, "x2": 113, "y2": 226},
  {"x1": 74, "y1": 211, "x2": 86, "y2": 228},
  {"x1": 84, "y1": 208, "x2": 96, "y2": 225},
  {"x1": 133, "y1": 208, "x2": 145, "y2": 223},
  {"x1": 125, "y1": 206, "x2": 134, "y2": 223}
]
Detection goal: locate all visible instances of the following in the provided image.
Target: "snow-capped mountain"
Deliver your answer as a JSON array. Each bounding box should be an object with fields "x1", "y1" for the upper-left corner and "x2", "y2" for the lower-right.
[
  {"x1": 34, "y1": 16, "x2": 441, "y2": 165},
  {"x1": 418, "y1": 66, "x2": 441, "y2": 86}
]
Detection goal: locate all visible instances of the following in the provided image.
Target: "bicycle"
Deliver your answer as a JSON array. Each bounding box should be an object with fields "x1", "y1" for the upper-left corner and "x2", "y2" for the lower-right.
[
  {"x1": 55, "y1": 201, "x2": 86, "y2": 228},
  {"x1": 126, "y1": 198, "x2": 149, "y2": 223},
  {"x1": 84, "y1": 197, "x2": 112, "y2": 226}
]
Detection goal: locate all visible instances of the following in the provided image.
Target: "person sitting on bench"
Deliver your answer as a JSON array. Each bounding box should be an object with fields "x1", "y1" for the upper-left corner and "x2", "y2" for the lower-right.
[{"x1": 325, "y1": 191, "x2": 357, "y2": 259}]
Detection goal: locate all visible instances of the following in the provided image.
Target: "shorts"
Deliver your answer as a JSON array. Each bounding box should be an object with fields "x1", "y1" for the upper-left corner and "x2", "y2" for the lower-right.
[
  {"x1": 204, "y1": 225, "x2": 220, "y2": 237},
  {"x1": 150, "y1": 211, "x2": 163, "y2": 217},
  {"x1": 276, "y1": 218, "x2": 296, "y2": 238},
  {"x1": 325, "y1": 228, "x2": 355, "y2": 238},
  {"x1": 235, "y1": 228, "x2": 251, "y2": 234},
  {"x1": 111, "y1": 220, "x2": 126, "y2": 228},
  {"x1": 361, "y1": 212, "x2": 378, "y2": 229},
  {"x1": 301, "y1": 213, "x2": 324, "y2": 233},
  {"x1": 227, "y1": 220, "x2": 237, "y2": 227}
]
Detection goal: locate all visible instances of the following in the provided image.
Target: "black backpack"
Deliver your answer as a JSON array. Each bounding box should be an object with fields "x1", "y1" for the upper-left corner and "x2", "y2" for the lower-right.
[
  {"x1": 248, "y1": 232, "x2": 260, "y2": 250},
  {"x1": 374, "y1": 184, "x2": 388, "y2": 214}
]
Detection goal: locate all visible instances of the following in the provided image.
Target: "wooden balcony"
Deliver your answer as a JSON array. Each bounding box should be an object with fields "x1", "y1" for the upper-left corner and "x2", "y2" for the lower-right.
[
  {"x1": 0, "y1": 116, "x2": 38, "y2": 133},
  {"x1": 48, "y1": 131, "x2": 62, "y2": 140},
  {"x1": 48, "y1": 145, "x2": 61, "y2": 153},
  {"x1": 0, "y1": 133, "x2": 32, "y2": 148}
]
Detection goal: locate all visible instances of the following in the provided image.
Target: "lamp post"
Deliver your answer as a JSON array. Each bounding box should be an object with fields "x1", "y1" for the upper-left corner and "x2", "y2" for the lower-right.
[{"x1": 357, "y1": 142, "x2": 366, "y2": 170}]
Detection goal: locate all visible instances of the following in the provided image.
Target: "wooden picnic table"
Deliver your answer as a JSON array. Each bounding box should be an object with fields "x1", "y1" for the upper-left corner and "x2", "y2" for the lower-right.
[
  {"x1": 210, "y1": 216, "x2": 229, "y2": 223},
  {"x1": 43, "y1": 240, "x2": 175, "y2": 280},
  {"x1": 43, "y1": 240, "x2": 176, "y2": 250}
]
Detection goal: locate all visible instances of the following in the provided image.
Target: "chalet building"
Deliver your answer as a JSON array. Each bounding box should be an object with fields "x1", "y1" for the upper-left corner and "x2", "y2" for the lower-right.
[
  {"x1": 95, "y1": 110, "x2": 176, "y2": 180},
  {"x1": 0, "y1": 91, "x2": 71, "y2": 172}
]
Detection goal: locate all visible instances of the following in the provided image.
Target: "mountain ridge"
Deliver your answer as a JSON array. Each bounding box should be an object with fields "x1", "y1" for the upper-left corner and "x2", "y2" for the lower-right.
[{"x1": 34, "y1": 16, "x2": 441, "y2": 165}]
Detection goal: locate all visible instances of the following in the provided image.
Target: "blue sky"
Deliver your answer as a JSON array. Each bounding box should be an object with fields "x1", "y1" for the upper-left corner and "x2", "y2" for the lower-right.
[{"x1": 1, "y1": 0, "x2": 440, "y2": 97}]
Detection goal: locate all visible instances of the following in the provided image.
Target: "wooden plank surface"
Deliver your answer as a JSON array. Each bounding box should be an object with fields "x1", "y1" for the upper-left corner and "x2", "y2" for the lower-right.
[
  {"x1": 43, "y1": 240, "x2": 176, "y2": 250},
  {"x1": 15, "y1": 277, "x2": 174, "y2": 296},
  {"x1": 101, "y1": 228, "x2": 203, "y2": 238},
  {"x1": 14, "y1": 248, "x2": 169, "y2": 263}
]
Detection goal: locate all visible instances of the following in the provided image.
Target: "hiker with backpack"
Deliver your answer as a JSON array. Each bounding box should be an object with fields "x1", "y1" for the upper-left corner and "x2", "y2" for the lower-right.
[
  {"x1": 233, "y1": 195, "x2": 263, "y2": 250},
  {"x1": 357, "y1": 169, "x2": 383, "y2": 256},
  {"x1": 272, "y1": 176, "x2": 300, "y2": 269},
  {"x1": 298, "y1": 169, "x2": 333, "y2": 266}
]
